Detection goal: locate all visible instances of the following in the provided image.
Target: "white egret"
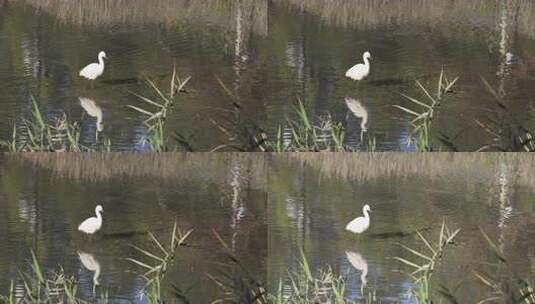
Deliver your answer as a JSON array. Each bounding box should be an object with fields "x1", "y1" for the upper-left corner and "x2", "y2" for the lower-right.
[
  {"x1": 77, "y1": 251, "x2": 101, "y2": 286},
  {"x1": 78, "y1": 205, "x2": 104, "y2": 235},
  {"x1": 346, "y1": 204, "x2": 371, "y2": 234},
  {"x1": 79, "y1": 97, "x2": 104, "y2": 132},
  {"x1": 345, "y1": 51, "x2": 371, "y2": 81},
  {"x1": 345, "y1": 251, "x2": 368, "y2": 294},
  {"x1": 79, "y1": 51, "x2": 107, "y2": 82}
]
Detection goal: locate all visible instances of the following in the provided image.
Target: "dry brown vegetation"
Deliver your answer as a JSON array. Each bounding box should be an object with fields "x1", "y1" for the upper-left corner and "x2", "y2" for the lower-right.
[
  {"x1": 17, "y1": 0, "x2": 268, "y2": 35},
  {"x1": 12, "y1": 153, "x2": 268, "y2": 188},
  {"x1": 284, "y1": 153, "x2": 535, "y2": 187},
  {"x1": 17, "y1": 0, "x2": 535, "y2": 38},
  {"x1": 275, "y1": 0, "x2": 535, "y2": 38},
  {"x1": 15, "y1": 153, "x2": 535, "y2": 189}
]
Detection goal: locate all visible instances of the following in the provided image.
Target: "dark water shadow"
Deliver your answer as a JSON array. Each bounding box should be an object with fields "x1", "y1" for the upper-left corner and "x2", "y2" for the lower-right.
[
  {"x1": 101, "y1": 77, "x2": 141, "y2": 85},
  {"x1": 366, "y1": 226, "x2": 434, "y2": 239},
  {"x1": 101, "y1": 230, "x2": 153, "y2": 239}
]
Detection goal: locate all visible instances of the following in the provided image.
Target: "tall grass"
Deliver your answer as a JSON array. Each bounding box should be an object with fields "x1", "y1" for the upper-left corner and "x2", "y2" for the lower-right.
[
  {"x1": 395, "y1": 221, "x2": 460, "y2": 303},
  {"x1": 128, "y1": 67, "x2": 192, "y2": 152},
  {"x1": 0, "y1": 251, "x2": 85, "y2": 304},
  {"x1": 476, "y1": 77, "x2": 535, "y2": 152},
  {"x1": 0, "y1": 96, "x2": 113, "y2": 152},
  {"x1": 126, "y1": 222, "x2": 193, "y2": 303},
  {"x1": 208, "y1": 230, "x2": 268, "y2": 304},
  {"x1": 394, "y1": 68, "x2": 458, "y2": 151},
  {"x1": 473, "y1": 229, "x2": 535, "y2": 304},
  {"x1": 266, "y1": 100, "x2": 347, "y2": 152},
  {"x1": 1, "y1": 96, "x2": 82, "y2": 152},
  {"x1": 276, "y1": 0, "x2": 535, "y2": 39},
  {"x1": 269, "y1": 249, "x2": 355, "y2": 304}
]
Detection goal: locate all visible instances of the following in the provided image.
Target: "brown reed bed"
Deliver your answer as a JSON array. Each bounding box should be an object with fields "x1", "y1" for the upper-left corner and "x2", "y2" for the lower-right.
[{"x1": 282, "y1": 153, "x2": 535, "y2": 188}]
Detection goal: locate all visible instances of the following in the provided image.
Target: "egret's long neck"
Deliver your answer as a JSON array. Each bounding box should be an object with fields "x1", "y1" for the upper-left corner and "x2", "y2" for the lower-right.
[
  {"x1": 363, "y1": 55, "x2": 369, "y2": 67},
  {"x1": 95, "y1": 210, "x2": 102, "y2": 221},
  {"x1": 98, "y1": 55, "x2": 105, "y2": 67},
  {"x1": 363, "y1": 208, "x2": 370, "y2": 219}
]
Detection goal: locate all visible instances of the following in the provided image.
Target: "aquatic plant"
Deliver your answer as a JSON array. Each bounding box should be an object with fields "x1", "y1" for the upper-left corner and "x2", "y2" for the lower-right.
[
  {"x1": 473, "y1": 228, "x2": 535, "y2": 304},
  {"x1": 212, "y1": 76, "x2": 352, "y2": 152},
  {"x1": 208, "y1": 230, "x2": 268, "y2": 304},
  {"x1": 394, "y1": 68, "x2": 458, "y2": 151},
  {"x1": 268, "y1": 249, "x2": 380, "y2": 304},
  {"x1": 0, "y1": 96, "x2": 81, "y2": 152},
  {"x1": 0, "y1": 96, "x2": 112, "y2": 152},
  {"x1": 394, "y1": 221, "x2": 460, "y2": 303},
  {"x1": 128, "y1": 67, "x2": 192, "y2": 152},
  {"x1": 263, "y1": 100, "x2": 348, "y2": 152},
  {"x1": 0, "y1": 251, "x2": 85, "y2": 304},
  {"x1": 474, "y1": 77, "x2": 535, "y2": 152},
  {"x1": 126, "y1": 222, "x2": 193, "y2": 303}
]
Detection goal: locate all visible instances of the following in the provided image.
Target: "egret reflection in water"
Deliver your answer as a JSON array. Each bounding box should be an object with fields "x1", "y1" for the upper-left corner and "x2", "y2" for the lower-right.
[
  {"x1": 79, "y1": 97, "x2": 104, "y2": 132},
  {"x1": 77, "y1": 251, "x2": 101, "y2": 288},
  {"x1": 345, "y1": 97, "x2": 368, "y2": 143},
  {"x1": 345, "y1": 251, "x2": 368, "y2": 294}
]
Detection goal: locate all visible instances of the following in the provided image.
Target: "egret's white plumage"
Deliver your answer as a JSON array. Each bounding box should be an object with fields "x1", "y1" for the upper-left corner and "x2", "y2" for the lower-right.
[
  {"x1": 345, "y1": 251, "x2": 368, "y2": 293},
  {"x1": 346, "y1": 204, "x2": 371, "y2": 234},
  {"x1": 79, "y1": 97, "x2": 104, "y2": 132},
  {"x1": 77, "y1": 251, "x2": 101, "y2": 286},
  {"x1": 345, "y1": 51, "x2": 371, "y2": 81},
  {"x1": 78, "y1": 205, "x2": 103, "y2": 235},
  {"x1": 79, "y1": 51, "x2": 107, "y2": 81},
  {"x1": 345, "y1": 97, "x2": 368, "y2": 132}
]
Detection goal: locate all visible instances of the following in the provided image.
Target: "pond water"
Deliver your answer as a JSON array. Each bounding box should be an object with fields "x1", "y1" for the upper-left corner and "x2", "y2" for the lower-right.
[
  {"x1": 0, "y1": 154, "x2": 267, "y2": 303},
  {"x1": 1, "y1": 0, "x2": 535, "y2": 151},
  {"x1": 268, "y1": 154, "x2": 535, "y2": 302},
  {"x1": 0, "y1": 154, "x2": 534, "y2": 302}
]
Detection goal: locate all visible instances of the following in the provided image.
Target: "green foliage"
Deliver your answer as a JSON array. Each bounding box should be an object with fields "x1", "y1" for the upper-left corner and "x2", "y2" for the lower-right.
[
  {"x1": 0, "y1": 251, "x2": 86, "y2": 304},
  {"x1": 473, "y1": 229, "x2": 535, "y2": 304},
  {"x1": 269, "y1": 249, "x2": 371, "y2": 304},
  {"x1": 127, "y1": 222, "x2": 193, "y2": 303},
  {"x1": 395, "y1": 221, "x2": 460, "y2": 303},
  {"x1": 208, "y1": 230, "x2": 268, "y2": 304},
  {"x1": 128, "y1": 67, "x2": 191, "y2": 152},
  {"x1": 394, "y1": 68, "x2": 458, "y2": 151},
  {"x1": 0, "y1": 96, "x2": 111, "y2": 152},
  {"x1": 266, "y1": 100, "x2": 347, "y2": 152}
]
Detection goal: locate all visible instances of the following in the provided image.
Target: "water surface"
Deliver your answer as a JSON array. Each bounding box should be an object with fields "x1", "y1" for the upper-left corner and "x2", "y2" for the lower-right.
[
  {"x1": 1, "y1": 0, "x2": 535, "y2": 150},
  {"x1": 0, "y1": 154, "x2": 267, "y2": 303},
  {"x1": 268, "y1": 154, "x2": 535, "y2": 302}
]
